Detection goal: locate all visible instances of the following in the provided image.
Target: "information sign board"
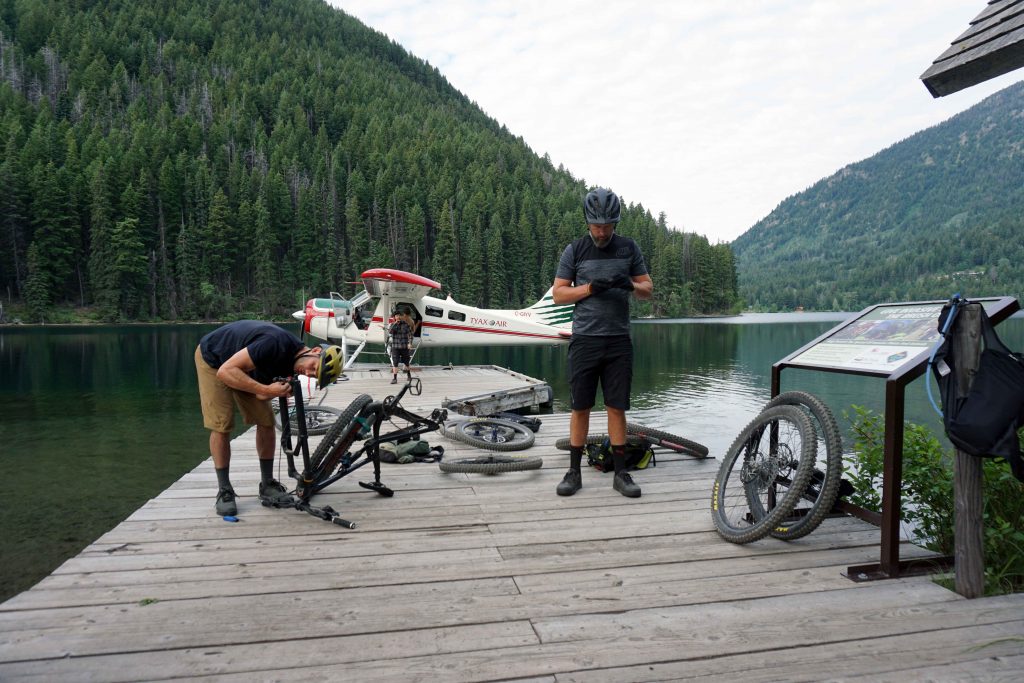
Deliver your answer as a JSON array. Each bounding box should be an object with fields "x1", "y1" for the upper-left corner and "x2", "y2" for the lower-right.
[{"x1": 787, "y1": 299, "x2": 1006, "y2": 375}]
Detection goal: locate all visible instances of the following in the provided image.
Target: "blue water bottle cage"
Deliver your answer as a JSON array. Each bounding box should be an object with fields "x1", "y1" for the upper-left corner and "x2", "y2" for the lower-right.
[{"x1": 926, "y1": 293, "x2": 964, "y2": 416}]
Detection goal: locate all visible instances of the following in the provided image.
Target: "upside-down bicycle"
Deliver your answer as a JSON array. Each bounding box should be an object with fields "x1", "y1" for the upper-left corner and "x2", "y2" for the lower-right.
[{"x1": 267, "y1": 375, "x2": 447, "y2": 527}]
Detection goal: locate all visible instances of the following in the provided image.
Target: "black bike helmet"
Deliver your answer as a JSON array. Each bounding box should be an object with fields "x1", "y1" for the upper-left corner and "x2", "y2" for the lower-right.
[{"x1": 583, "y1": 187, "x2": 621, "y2": 225}]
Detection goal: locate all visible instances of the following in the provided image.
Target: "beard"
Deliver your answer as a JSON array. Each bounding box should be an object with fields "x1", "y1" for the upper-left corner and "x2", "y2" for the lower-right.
[{"x1": 589, "y1": 232, "x2": 612, "y2": 248}]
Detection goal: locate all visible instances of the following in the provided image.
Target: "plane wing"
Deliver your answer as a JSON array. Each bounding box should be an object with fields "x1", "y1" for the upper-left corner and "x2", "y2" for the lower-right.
[{"x1": 361, "y1": 268, "x2": 441, "y2": 300}]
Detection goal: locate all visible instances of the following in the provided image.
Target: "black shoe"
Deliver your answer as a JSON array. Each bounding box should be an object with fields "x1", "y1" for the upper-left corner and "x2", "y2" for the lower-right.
[
  {"x1": 556, "y1": 468, "x2": 582, "y2": 496},
  {"x1": 390, "y1": 376, "x2": 397, "y2": 384},
  {"x1": 215, "y1": 487, "x2": 237, "y2": 516},
  {"x1": 613, "y1": 471, "x2": 641, "y2": 498},
  {"x1": 259, "y1": 479, "x2": 294, "y2": 505}
]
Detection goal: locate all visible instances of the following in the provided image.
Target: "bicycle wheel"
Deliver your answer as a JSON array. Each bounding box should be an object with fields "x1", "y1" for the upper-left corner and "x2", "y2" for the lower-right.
[
  {"x1": 438, "y1": 454, "x2": 544, "y2": 474},
  {"x1": 309, "y1": 394, "x2": 373, "y2": 474},
  {"x1": 711, "y1": 405, "x2": 817, "y2": 544},
  {"x1": 441, "y1": 418, "x2": 536, "y2": 451},
  {"x1": 275, "y1": 405, "x2": 344, "y2": 436},
  {"x1": 762, "y1": 391, "x2": 843, "y2": 540},
  {"x1": 554, "y1": 434, "x2": 647, "y2": 450},
  {"x1": 626, "y1": 422, "x2": 709, "y2": 458}
]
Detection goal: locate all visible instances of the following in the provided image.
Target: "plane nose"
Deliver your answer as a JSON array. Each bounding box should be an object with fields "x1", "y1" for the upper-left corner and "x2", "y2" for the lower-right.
[{"x1": 292, "y1": 310, "x2": 305, "y2": 321}]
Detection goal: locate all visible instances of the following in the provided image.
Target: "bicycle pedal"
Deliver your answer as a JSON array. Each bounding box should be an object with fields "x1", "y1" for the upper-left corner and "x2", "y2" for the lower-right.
[{"x1": 359, "y1": 481, "x2": 394, "y2": 497}]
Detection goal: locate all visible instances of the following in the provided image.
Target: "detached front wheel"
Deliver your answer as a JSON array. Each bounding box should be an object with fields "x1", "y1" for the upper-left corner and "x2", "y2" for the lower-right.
[
  {"x1": 274, "y1": 405, "x2": 344, "y2": 436},
  {"x1": 441, "y1": 418, "x2": 536, "y2": 451}
]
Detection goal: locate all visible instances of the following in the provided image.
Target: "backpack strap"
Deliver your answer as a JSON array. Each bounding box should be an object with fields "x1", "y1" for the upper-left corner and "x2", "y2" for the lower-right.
[{"x1": 927, "y1": 294, "x2": 966, "y2": 416}]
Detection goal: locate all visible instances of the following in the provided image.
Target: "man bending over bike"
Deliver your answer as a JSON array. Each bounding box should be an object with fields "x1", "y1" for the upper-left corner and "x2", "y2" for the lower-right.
[{"x1": 195, "y1": 320, "x2": 343, "y2": 516}]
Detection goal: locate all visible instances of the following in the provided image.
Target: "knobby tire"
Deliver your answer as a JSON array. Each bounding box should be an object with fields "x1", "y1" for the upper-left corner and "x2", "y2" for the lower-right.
[
  {"x1": 275, "y1": 405, "x2": 344, "y2": 436},
  {"x1": 626, "y1": 422, "x2": 709, "y2": 458},
  {"x1": 762, "y1": 391, "x2": 843, "y2": 540},
  {"x1": 438, "y1": 454, "x2": 544, "y2": 474},
  {"x1": 308, "y1": 394, "x2": 373, "y2": 479},
  {"x1": 710, "y1": 404, "x2": 817, "y2": 544},
  {"x1": 441, "y1": 417, "x2": 535, "y2": 451}
]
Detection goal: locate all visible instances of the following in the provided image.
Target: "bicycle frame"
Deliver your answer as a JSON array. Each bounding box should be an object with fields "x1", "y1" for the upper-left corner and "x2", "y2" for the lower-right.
[{"x1": 272, "y1": 375, "x2": 447, "y2": 527}]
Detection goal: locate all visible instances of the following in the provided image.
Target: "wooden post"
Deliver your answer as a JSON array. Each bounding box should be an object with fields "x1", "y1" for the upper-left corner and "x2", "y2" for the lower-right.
[{"x1": 952, "y1": 303, "x2": 984, "y2": 598}]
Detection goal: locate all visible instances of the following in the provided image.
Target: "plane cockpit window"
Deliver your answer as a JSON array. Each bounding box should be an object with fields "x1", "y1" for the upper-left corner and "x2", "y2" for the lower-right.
[
  {"x1": 425, "y1": 306, "x2": 443, "y2": 318},
  {"x1": 447, "y1": 311, "x2": 466, "y2": 322}
]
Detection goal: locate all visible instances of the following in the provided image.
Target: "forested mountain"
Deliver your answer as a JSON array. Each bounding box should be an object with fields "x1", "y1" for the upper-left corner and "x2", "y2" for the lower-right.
[
  {"x1": 733, "y1": 80, "x2": 1024, "y2": 311},
  {"x1": 0, "y1": 0, "x2": 738, "y2": 323}
]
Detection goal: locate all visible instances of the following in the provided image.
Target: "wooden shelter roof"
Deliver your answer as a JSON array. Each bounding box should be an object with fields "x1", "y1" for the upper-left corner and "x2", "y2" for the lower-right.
[{"x1": 921, "y1": 0, "x2": 1024, "y2": 97}]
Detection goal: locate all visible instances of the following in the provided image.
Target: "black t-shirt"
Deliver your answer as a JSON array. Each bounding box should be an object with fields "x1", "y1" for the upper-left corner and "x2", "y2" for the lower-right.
[
  {"x1": 199, "y1": 321, "x2": 304, "y2": 384},
  {"x1": 555, "y1": 233, "x2": 648, "y2": 336}
]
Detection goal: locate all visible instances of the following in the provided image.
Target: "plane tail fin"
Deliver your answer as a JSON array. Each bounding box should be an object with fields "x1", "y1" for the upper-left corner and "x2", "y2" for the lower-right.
[{"x1": 523, "y1": 287, "x2": 573, "y2": 329}]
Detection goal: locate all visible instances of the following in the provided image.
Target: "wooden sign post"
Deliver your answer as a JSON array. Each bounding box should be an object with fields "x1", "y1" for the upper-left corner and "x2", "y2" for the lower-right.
[{"x1": 951, "y1": 303, "x2": 984, "y2": 598}]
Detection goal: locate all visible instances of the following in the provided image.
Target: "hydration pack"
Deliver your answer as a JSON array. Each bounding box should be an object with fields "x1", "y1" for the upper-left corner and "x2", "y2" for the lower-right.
[
  {"x1": 586, "y1": 439, "x2": 656, "y2": 473},
  {"x1": 930, "y1": 297, "x2": 1024, "y2": 482}
]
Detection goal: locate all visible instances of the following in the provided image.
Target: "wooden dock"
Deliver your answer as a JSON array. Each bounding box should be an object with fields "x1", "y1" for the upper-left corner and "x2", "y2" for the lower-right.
[{"x1": 1, "y1": 366, "x2": 1022, "y2": 681}]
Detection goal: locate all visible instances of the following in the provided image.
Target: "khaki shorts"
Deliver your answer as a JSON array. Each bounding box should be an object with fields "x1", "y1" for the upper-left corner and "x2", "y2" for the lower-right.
[{"x1": 195, "y1": 346, "x2": 275, "y2": 433}]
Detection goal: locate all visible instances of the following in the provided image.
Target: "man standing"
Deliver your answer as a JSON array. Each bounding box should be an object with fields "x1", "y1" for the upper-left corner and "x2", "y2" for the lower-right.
[
  {"x1": 389, "y1": 307, "x2": 417, "y2": 384},
  {"x1": 552, "y1": 188, "x2": 653, "y2": 498},
  {"x1": 196, "y1": 321, "x2": 343, "y2": 515}
]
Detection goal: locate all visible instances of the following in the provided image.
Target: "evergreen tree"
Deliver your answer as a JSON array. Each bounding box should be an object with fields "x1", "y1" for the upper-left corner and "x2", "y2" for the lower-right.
[
  {"x1": 431, "y1": 198, "x2": 458, "y2": 296},
  {"x1": 23, "y1": 242, "x2": 49, "y2": 322},
  {"x1": 88, "y1": 163, "x2": 118, "y2": 319},
  {"x1": 109, "y1": 217, "x2": 147, "y2": 318}
]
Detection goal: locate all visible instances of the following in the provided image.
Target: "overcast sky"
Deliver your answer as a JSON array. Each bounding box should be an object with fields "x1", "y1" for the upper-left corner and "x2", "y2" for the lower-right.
[{"x1": 328, "y1": 1, "x2": 1022, "y2": 244}]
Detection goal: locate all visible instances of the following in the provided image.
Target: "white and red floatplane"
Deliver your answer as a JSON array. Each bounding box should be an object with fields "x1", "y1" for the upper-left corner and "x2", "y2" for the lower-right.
[{"x1": 293, "y1": 268, "x2": 573, "y2": 368}]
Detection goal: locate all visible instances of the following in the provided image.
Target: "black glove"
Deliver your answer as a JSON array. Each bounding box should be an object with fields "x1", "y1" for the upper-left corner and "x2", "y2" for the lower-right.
[
  {"x1": 611, "y1": 273, "x2": 635, "y2": 291},
  {"x1": 589, "y1": 277, "x2": 614, "y2": 295}
]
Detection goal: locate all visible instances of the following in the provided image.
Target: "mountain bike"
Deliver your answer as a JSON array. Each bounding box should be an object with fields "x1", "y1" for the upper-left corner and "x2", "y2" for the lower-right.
[{"x1": 268, "y1": 375, "x2": 447, "y2": 527}]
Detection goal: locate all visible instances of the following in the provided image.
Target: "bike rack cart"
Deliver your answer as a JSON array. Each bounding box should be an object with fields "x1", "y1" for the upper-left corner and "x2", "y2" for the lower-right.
[{"x1": 771, "y1": 296, "x2": 1019, "y2": 581}]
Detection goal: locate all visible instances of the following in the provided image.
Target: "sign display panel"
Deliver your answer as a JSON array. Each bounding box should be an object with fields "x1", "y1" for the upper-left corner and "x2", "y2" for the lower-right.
[
  {"x1": 787, "y1": 299, "x2": 1008, "y2": 374},
  {"x1": 789, "y1": 302, "x2": 945, "y2": 373}
]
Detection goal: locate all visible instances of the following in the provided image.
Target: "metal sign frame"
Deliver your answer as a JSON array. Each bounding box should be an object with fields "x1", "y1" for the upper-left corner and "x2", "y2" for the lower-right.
[{"x1": 770, "y1": 296, "x2": 1019, "y2": 580}]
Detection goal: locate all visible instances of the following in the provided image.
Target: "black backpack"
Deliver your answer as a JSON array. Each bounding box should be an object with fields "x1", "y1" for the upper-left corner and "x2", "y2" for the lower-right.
[
  {"x1": 931, "y1": 297, "x2": 1024, "y2": 482},
  {"x1": 586, "y1": 439, "x2": 656, "y2": 473}
]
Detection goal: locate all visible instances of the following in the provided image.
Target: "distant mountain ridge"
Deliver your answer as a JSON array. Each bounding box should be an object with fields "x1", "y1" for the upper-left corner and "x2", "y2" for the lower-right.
[{"x1": 732, "y1": 80, "x2": 1024, "y2": 311}]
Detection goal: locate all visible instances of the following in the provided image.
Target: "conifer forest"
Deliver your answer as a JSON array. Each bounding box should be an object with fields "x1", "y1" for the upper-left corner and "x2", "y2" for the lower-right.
[{"x1": 0, "y1": 0, "x2": 740, "y2": 323}]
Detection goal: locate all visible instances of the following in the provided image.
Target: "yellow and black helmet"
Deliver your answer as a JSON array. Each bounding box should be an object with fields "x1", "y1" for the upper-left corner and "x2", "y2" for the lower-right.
[{"x1": 316, "y1": 345, "x2": 344, "y2": 387}]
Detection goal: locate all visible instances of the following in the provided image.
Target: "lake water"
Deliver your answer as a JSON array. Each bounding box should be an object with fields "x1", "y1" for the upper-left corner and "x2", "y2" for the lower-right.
[{"x1": 2, "y1": 313, "x2": 1022, "y2": 601}]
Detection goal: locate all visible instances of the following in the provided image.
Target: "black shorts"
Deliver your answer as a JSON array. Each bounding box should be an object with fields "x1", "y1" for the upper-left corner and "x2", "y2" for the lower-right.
[
  {"x1": 391, "y1": 348, "x2": 412, "y2": 367},
  {"x1": 567, "y1": 334, "x2": 633, "y2": 411}
]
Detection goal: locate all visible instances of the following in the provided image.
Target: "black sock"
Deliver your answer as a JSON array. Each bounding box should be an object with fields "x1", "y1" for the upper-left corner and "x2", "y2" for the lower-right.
[
  {"x1": 569, "y1": 446, "x2": 584, "y2": 471},
  {"x1": 215, "y1": 467, "x2": 232, "y2": 490},
  {"x1": 611, "y1": 444, "x2": 626, "y2": 474},
  {"x1": 259, "y1": 457, "x2": 275, "y2": 483}
]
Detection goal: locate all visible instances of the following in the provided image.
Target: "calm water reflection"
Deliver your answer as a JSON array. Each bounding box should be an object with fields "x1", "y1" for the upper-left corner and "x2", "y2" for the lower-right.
[{"x1": 2, "y1": 313, "x2": 1022, "y2": 601}]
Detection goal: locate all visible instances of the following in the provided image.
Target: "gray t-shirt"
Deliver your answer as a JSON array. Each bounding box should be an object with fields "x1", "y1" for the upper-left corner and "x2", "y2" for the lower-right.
[{"x1": 555, "y1": 233, "x2": 648, "y2": 337}]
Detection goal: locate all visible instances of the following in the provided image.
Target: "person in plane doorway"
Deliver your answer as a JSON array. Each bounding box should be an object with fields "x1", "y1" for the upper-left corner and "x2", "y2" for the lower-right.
[{"x1": 389, "y1": 307, "x2": 419, "y2": 384}]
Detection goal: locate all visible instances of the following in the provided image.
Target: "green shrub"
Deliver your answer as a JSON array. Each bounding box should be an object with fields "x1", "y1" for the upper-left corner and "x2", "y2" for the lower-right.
[{"x1": 844, "y1": 405, "x2": 1024, "y2": 595}]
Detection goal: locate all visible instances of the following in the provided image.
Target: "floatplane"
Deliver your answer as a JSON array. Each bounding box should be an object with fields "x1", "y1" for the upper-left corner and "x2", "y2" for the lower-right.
[{"x1": 293, "y1": 268, "x2": 573, "y2": 369}]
